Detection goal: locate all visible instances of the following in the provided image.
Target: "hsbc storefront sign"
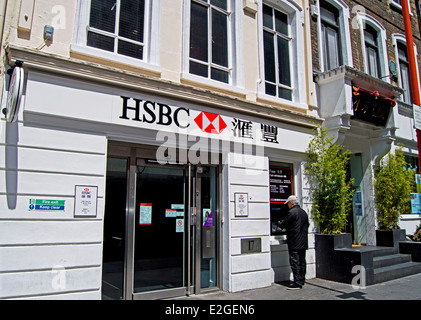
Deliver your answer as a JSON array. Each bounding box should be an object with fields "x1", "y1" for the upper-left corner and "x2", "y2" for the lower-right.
[{"x1": 118, "y1": 96, "x2": 283, "y2": 150}]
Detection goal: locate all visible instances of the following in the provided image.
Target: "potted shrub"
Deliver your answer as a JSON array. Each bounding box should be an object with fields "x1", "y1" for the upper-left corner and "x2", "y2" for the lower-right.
[
  {"x1": 374, "y1": 146, "x2": 414, "y2": 250},
  {"x1": 304, "y1": 127, "x2": 354, "y2": 234},
  {"x1": 305, "y1": 128, "x2": 355, "y2": 281}
]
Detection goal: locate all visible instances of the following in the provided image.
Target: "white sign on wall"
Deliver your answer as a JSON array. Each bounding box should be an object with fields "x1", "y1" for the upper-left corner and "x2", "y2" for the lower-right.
[
  {"x1": 74, "y1": 185, "x2": 98, "y2": 218},
  {"x1": 235, "y1": 193, "x2": 249, "y2": 217}
]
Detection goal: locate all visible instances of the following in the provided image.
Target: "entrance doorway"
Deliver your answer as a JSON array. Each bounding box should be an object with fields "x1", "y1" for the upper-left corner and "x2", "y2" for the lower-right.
[{"x1": 102, "y1": 143, "x2": 220, "y2": 300}]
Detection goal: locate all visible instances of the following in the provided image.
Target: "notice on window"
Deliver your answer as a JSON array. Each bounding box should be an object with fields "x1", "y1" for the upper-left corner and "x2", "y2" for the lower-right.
[
  {"x1": 176, "y1": 219, "x2": 184, "y2": 233},
  {"x1": 411, "y1": 193, "x2": 421, "y2": 214},
  {"x1": 203, "y1": 209, "x2": 213, "y2": 226},
  {"x1": 165, "y1": 209, "x2": 177, "y2": 218},
  {"x1": 74, "y1": 186, "x2": 98, "y2": 217},
  {"x1": 139, "y1": 203, "x2": 152, "y2": 225}
]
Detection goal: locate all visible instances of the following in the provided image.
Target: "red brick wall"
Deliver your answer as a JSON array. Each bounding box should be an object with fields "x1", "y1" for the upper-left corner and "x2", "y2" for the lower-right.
[{"x1": 311, "y1": 0, "x2": 421, "y2": 84}]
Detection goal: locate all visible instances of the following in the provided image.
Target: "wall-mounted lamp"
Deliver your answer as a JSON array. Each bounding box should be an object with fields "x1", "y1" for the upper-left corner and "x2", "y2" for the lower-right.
[{"x1": 43, "y1": 25, "x2": 54, "y2": 41}]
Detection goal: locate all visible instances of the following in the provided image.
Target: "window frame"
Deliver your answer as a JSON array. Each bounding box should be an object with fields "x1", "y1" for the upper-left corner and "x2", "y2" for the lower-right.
[
  {"x1": 72, "y1": 0, "x2": 161, "y2": 73},
  {"x1": 392, "y1": 34, "x2": 419, "y2": 104},
  {"x1": 181, "y1": 0, "x2": 246, "y2": 94},
  {"x1": 257, "y1": 0, "x2": 306, "y2": 108},
  {"x1": 262, "y1": 4, "x2": 293, "y2": 100},
  {"x1": 364, "y1": 25, "x2": 381, "y2": 78},
  {"x1": 357, "y1": 13, "x2": 388, "y2": 82},
  {"x1": 316, "y1": 0, "x2": 352, "y2": 72}
]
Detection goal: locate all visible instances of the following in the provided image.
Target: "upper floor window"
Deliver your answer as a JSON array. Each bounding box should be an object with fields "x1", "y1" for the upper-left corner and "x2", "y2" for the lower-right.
[
  {"x1": 262, "y1": 4, "x2": 292, "y2": 100},
  {"x1": 364, "y1": 25, "x2": 381, "y2": 78},
  {"x1": 320, "y1": 0, "x2": 342, "y2": 70},
  {"x1": 393, "y1": 35, "x2": 416, "y2": 104},
  {"x1": 73, "y1": 0, "x2": 161, "y2": 72},
  {"x1": 87, "y1": 0, "x2": 145, "y2": 60},
  {"x1": 182, "y1": 0, "x2": 244, "y2": 93},
  {"x1": 189, "y1": 0, "x2": 230, "y2": 84},
  {"x1": 357, "y1": 13, "x2": 388, "y2": 80},
  {"x1": 316, "y1": 0, "x2": 351, "y2": 71},
  {"x1": 257, "y1": 0, "x2": 306, "y2": 107}
]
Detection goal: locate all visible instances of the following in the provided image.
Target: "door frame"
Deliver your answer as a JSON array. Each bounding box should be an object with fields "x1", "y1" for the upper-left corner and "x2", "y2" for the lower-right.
[{"x1": 105, "y1": 141, "x2": 222, "y2": 300}]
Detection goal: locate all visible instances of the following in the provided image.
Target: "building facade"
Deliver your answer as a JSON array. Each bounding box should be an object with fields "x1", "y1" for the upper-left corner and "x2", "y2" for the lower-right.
[
  {"x1": 0, "y1": 0, "x2": 321, "y2": 299},
  {"x1": 311, "y1": 0, "x2": 421, "y2": 245}
]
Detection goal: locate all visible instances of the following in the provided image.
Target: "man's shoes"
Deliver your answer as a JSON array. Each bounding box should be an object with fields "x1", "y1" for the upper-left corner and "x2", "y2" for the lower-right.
[{"x1": 287, "y1": 283, "x2": 302, "y2": 290}]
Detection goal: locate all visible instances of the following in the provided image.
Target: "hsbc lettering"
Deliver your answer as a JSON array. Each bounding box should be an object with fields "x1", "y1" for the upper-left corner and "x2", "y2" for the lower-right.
[{"x1": 120, "y1": 96, "x2": 190, "y2": 129}]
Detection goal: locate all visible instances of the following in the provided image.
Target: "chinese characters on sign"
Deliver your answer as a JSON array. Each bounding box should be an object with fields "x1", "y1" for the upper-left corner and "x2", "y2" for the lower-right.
[
  {"x1": 261, "y1": 124, "x2": 279, "y2": 144},
  {"x1": 74, "y1": 186, "x2": 98, "y2": 217},
  {"x1": 235, "y1": 193, "x2": 249, "y2": 217},
  {"x1": 232, "y1": 118, "x2": 280, "y2": 144},
  {"x1": 232, "y1": 118, "x2": 253, "y2": 139}
]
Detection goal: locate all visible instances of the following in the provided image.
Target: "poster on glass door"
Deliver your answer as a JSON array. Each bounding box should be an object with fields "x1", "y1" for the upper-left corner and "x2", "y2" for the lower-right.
[
  {"x1": 139, "y1": 203, "x2": 152, "y2": 225},
  {"x1": 203, "y1": 209, "x2": 213, "y2": 226}
]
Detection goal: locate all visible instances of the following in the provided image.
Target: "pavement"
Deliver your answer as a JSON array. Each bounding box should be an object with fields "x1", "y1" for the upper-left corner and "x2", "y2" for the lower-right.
[{"x1": 172, "y1": 272, "x2": 421, "y2": 300}]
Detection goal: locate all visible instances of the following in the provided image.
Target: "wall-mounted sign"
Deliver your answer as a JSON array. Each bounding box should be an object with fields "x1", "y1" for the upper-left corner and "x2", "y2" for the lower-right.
[
  {"x1": 235, "y1": 193, "x2": 249, "y2": 217},
  {"x1": 5, "y1": 66, "x2": 24, "y2": 123},
  {"x1": 74, "y1": 186, "x2": 98, "y2": 217},
  {"x1": 29, "y1": 199, "x2": 65, "y2": 211}
]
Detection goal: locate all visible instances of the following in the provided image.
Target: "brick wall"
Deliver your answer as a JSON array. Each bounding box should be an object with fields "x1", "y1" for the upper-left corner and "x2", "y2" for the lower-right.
[{"x1": 311, "y1": 0, "x2": 421, "y2": 80}]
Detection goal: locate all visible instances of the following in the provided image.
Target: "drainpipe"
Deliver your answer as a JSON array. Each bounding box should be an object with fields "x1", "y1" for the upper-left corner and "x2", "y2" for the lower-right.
[
  {"x1": 402, "y1": 0, "x2": 421, "y2": 171},
  {"x1": 0, "y1": 0, "x2": 7, "y2": 102}
]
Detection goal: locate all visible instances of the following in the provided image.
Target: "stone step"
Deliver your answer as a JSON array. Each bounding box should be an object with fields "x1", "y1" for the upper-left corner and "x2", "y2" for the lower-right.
[
  {"x1": 373, "y1": 262, "x2": 421, "y2": 284},
  {"x1": 373, "y1": 254, "x2": 412, "y2": 268}
]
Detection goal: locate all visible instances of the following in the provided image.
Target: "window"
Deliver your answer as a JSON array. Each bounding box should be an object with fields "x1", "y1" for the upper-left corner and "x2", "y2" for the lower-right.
[
  {"x1": 257, "y1": 0, "x2": 307, "y2": 107},
  {"x1": 87, "y1": 0, "x2": 146, "y2": 60},
  {"x1": 364, "y1": 25, "x2": 381, "y2": 78},
  {"x1": 397, "y1": 42, "x2": 413, "y2": 104},
  {"x1": 262, "y1": 4, "x2": 293, "y2": 100},
  {"x1": 392, "y1": 34, "x2": 419, "y2": 105},
  {"x1": 357, "y1": 14, "x2": 388, "y2": 80},
  {"x1": 320, "y1": 0, "x2": 342, "y2": 70},
  {"x1": 189, "y1": 0, "x2": 231, "y2": 84},
  {"x1": 73, "y1": 0, "x2": 161, "y2": 71},
  {"x1": 390, "y1": 0, "x2": 412, "y2": 13}
]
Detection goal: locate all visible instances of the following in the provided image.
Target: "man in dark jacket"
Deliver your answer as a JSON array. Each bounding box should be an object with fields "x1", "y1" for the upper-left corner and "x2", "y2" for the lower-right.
[{"x1": 278, "y1": 195, "x2": 309, "y2": 290}]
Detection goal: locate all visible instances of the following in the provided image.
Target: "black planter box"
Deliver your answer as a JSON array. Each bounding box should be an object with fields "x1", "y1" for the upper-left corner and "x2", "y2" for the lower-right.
[
  {"x1": 399, "y1": 241, "x2": 421, "y2": 262},
  {"x1": 376, "y1": 229, "x2": 406, "y2": 253},
  {"x1": 315, "y1": 233, "x2": 363, "y2": 284}
]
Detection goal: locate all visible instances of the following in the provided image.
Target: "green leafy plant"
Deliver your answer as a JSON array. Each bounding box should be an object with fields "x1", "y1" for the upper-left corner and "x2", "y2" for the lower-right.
[
  {"x1": 304, "y1": 128, "x2": 354, "y2": 234},
  {"x1": 414, "y1": 225, "x2": 421, "y2": 242},
  {"x1": 412, "y1": 224, "x2": 421, "y2": 242},
  {"x1": 374, "y1": 146, "x2": 415, "y2": 230}
]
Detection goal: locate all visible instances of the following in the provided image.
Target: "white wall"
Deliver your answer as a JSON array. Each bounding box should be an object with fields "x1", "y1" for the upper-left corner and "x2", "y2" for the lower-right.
[
  {"x1": 224, "y1": 152, "x2": 272, "y2": 292},
  {"x1": 0, "y1": 93, "x2": 107, "y2": 299}
]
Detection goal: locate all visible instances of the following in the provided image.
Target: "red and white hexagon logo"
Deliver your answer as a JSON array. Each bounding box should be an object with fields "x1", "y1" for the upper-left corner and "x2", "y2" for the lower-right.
[{"x1": 194, "y1": 112, "x2": 227, "y2": 134}]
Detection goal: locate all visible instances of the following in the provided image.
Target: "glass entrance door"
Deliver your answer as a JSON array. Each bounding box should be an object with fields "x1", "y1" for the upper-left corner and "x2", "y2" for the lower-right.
[
  {"x1": 103, "y1": 143, "x2": 220, "y2": 300},
  {"x1": 132, "y1": 163, "x2": 188, "y2": 299}
]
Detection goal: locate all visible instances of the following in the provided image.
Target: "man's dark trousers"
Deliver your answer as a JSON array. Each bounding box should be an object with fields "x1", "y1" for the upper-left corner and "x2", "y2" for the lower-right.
[{"x1": 289, "y1": 249, "x2": 306, "y2": 287}]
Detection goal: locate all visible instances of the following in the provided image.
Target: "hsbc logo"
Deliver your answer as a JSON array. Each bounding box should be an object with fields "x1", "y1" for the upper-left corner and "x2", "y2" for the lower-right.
[{"x1": 194, "y1": 112, "x2": 227, "y2": 134}]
